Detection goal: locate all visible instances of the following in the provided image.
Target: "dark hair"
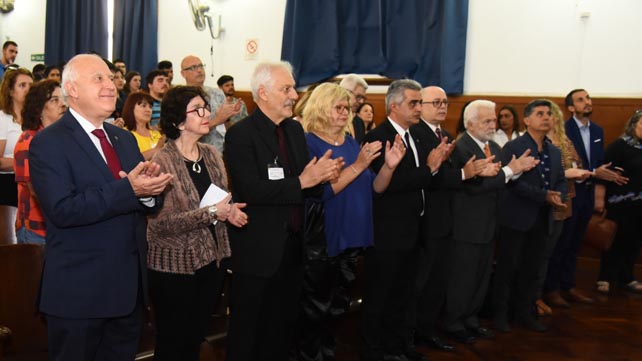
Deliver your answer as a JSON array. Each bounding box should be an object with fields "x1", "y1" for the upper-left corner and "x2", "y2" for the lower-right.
[
  {"x1": 565, "y1": 89, "x2": 585, "y2": 107},
  {"x1": 356, "y1": 102, "x2": 375, "y2": 131},
  {"x1": 524, "y1": 99, "x2": 551, "y2": 118},
  {"x1": 21, "y1": 80, "x2": 61, "y2": 131},
  {"x1": 0, "y1": 67, "x2": 33, "y2": 116},
  {"x1": 158, "y1": 60, "x2": 172, "y2": 70},
  {"x1": 113, "y1": 58, "x2": 125, "y2": 66},
  {"x1": 122, "y1": 92, "x2": 155, "y2": 131},
  {"x1": 32, "y1": 64, "x2": 46, "y2": 81},
  {"x1": 145, "y1": 70, "x2": 167, "y2": 90},
  {"x1": 2, "y1": 41, "x2": 17, "y2": 50},
  {"x1": 44, "y1": 65, "x2": 61, "y2": 78},
  {"x1": 497, "y1": 105, "x2": 520, "y2": 132},
  {"x1": 623, "y1": 110, "x2": 642, "y2": 140},
  {"x1": 160, "y1": 86, "x2": 208, "y2": 140},
  {"x1": 456, "y1": 100, "x2": 474, "y2": 136},
  {"x1": 124, "y1": 71, "x2": 141, "y2": 93},
  {"x1": 217, "y1": 75, "x2": 233, "y2": 87}
]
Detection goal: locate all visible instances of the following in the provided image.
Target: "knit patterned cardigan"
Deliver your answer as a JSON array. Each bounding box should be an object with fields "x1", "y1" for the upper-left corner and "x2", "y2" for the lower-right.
[{"x1": 147, "y1": 139, "x2": 231, "y2": 274}]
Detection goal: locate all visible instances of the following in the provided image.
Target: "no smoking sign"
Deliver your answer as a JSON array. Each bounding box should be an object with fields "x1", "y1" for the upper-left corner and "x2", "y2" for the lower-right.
[{"x1": 245, "y1": 39, "x2": 259, "y2": 60}]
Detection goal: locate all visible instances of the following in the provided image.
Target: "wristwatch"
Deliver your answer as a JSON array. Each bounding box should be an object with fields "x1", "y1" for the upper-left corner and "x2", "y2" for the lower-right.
[{"x1": 208, "y1": 205, "x2": 217, "y2": 220}]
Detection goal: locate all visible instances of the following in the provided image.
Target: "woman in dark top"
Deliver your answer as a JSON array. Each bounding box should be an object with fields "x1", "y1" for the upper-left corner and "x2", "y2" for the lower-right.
[
  {"x1": 147, "y1": 86, "x2": 247, "y2": 361},
  {"x1": 294, "y1": 83, "x2": 405, "y2": 360},
  {"x1": 595, "y1": 110, "x2": 642, "y2": 294}
]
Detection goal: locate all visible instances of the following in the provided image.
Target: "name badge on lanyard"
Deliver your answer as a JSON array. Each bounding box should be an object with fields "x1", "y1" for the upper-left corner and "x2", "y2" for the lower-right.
[{"x1": 268, "y1": 157, "x2": 284, "y2": 180}]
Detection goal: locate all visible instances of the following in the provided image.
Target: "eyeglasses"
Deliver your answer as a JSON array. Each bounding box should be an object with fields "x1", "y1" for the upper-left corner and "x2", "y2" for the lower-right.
[
  {"x1": 422, "y1": 99, "x2": 450, "y2": 107},
  {"x1": 333, "y1": 105, "x2": 350, "y2": 114},
  {"x1": 348, "y1": 89, "x2": 366, "y2": 102},
  {"x1": 186, "y1": 104, "x2": 211, "y2": 117},
  {"x1": 182, "y1": 63, "x2": 205, "y2": 72}
]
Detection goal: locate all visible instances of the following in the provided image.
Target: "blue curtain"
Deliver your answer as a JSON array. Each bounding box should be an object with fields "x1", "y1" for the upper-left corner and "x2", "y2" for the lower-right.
[
  {"x1": 281, "y1": 0, "x2": 469, "y2": 94},
  {"x1": 44, "y1": 0, "x2": 109, "y2": 65},
  {"x1": 113, "y1": 0, "x2": 158, "y2": 82}
]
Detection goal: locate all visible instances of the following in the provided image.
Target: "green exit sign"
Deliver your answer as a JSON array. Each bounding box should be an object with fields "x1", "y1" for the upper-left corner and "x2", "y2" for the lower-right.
[{"x1": 31, "y1": 54, "x2": 45, "y2": 62}]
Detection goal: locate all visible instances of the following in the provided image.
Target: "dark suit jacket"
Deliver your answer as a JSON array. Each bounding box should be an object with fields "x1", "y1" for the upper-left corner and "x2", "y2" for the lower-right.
[
  {"x1": 499, "y1": 132, "x2": 567, "y2": 232},
  {"x1": 411, "y1": 121, "x2": 462, "y2": 240},
  {"x1": 29, "y1": 111, "x2": 159, "y2": 319},
  {"x1": 224, "y1": 107, "x2": 320, "y2": 277},
  {"x1": 353, "y1": 115, "x2": 366, "y2": 145},
  {"x1": 451, "y1": 132, "x2": 507, "y2": 244},
  {"x1": 364, "y1": 119, "x2": 433, "y2": 251},
  {"x1": 565, "y1": 117, "x2": 604, "y2": 207}
]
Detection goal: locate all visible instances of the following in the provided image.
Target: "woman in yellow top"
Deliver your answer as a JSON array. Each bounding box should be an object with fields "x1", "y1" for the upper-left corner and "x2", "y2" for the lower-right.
[{"x1": 123, "y1": 92, "x2": 164, "y2": 159}]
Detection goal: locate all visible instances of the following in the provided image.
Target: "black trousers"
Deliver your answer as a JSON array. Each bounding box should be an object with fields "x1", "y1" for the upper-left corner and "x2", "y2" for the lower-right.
[
  {"x1": 442, "y1": 241, "x2": 493, "y2": 332},
  {"x1": 46, "y1": 298, "x2": 142, "y2": 361},
  {"x1": 294, "y1": 248, "x2": 360, "y2": 361},
  {"x1": 149, "y1": 260, "x2": 227, "y2": 361},
  {"x1": 410, "y1": 235, "x2": 452, "y2": 339},
  {"x1": 359, "y1": 247, "x2": 419, "y2": 359},
  {"x1": 599, "y1": 203, "x2": 642, "y2": 285},
  {"x1": 493, "y1": 208, "x2": 550, "y2": 319},
  {"x1": 226, "y1": 235, "x2": 304, "y2": 361}
]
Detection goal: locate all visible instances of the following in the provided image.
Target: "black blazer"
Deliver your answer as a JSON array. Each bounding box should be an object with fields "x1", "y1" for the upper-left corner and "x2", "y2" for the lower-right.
[
  {"x1": 224, "y1": 107, "x2": 320, "y2": 277},
  {"x1": 353, "y1": 115, "x2": 366, "y2": 145},
  {"x1": 499, "y1": 132, "x2": 567, "y2": 232},
  {"x1": 450, "y1": 132, "x2": 507, "y2": 244},
  {"x1": 364, "y1": 119, "x2": 433, "y2": 251},
  {"x1": 411, "y1": 121, "x2": 463, "y2": 241},
  {"x1": 29, "y1": 111, "x2": 161, "y2": 318}
]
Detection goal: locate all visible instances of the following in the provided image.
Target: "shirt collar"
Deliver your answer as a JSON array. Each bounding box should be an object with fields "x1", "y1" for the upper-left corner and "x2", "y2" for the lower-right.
[
  {"x1": 388, "y1": 117, "x2": 408, "y2": 138},
  {"x1": 422, "y1": 119, "x2": 440, "y2": 134},
  {"x1": 573, "y1": 115, "x2": 591, "y2": 129},
  {"x1": 69, "y1": 108, "x2": 106, "y2": 135},
  {"x1": 466, "y1": 131, "x2": 488, "y2": 151}
]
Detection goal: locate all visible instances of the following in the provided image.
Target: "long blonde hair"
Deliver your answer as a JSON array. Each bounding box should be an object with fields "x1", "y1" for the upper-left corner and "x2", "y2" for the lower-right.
[{"x1": 548, "y1": 100, "x2": 571, "y2": 166}]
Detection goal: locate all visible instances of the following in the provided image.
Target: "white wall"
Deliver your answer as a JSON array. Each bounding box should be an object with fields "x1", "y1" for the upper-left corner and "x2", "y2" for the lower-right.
[
  {"x1": 464, "y1": 0, "x2": 642, "y2": 97},
  {"x1": 2, "y1": 0, "x2": 641, "y2": 97},
  {"x1": 0, "y1": 0, "x2": 46, "y2": 69},
  {"x1": 158, "y1": 0, "x2": 287, "y2": 90}
]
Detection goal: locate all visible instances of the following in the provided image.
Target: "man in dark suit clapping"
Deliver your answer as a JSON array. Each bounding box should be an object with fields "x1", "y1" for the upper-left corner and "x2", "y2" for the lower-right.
[
  {"x1": 224, "y1": 61, "x2": 341, "y2": 361},
  {"x1": 29, "y1": 54, "x2": 172, "y2": 361}
]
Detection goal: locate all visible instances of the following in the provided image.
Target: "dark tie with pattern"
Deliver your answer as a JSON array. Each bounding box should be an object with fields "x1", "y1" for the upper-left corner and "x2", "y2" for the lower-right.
[
  {"x1": 435, "y1": 127, "x2": 442, "y2": 141},
  {"x1": 92, "y1": 129, "x2": 122, "y2": 179}
]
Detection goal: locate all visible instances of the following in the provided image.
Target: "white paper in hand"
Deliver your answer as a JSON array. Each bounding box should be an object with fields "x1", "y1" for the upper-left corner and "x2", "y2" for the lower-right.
[{"x1": 200, "y1": 183, "x2": 229, "y2": 208}]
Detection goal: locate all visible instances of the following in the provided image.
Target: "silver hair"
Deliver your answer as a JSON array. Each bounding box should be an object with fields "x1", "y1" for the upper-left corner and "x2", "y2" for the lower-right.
[
  {"x1": 250, "y1": 61, "x2": 294, "y2": 102},
  {"x1": 385, "y1": 79, "x2": 422, "y2": 115},
  {"x1": 339, "y1": 74, "x2": 368, "y2": 91},
  {"x1": 463, "y1": 100, "x2": 496, "y2": 129},
  {"x1": 60, "y1": 54, "x2": 104, "y2": 102}
]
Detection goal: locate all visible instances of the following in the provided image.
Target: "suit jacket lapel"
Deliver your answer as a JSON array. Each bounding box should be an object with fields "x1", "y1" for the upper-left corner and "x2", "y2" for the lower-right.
[
  {"x1": 567, "y1": 119, "x2": 589, "y2": 168},
  {"x1": 64, "y1": 114, "x2": 114, "y2": 181}
]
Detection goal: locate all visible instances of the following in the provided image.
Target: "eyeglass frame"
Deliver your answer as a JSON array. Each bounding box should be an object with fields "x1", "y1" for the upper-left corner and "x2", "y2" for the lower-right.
[
  {"x1": 422, "y1": 99, "x2": 450, "y2": 107},
  {"x1": 185, "y1": 103, "x2": 211, "y2": 118},
  {"x1": 182, "y1": 63, "x2": 206, "y2": 72}
]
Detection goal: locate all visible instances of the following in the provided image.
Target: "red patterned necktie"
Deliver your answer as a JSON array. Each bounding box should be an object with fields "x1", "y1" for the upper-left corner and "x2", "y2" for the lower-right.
[
  {"x1": 92, "y1": 129, "x2": 122, "y2": 179},
  {"x1": 435, "y1": 127, "x2": 442, "y2": 141}
]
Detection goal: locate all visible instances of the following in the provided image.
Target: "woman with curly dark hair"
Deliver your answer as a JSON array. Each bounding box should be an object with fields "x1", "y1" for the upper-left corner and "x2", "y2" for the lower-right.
[
  {"x1": 0, "y1": 67, "x2": 33, "y2": 207},
  {"x1": 122, "y1": 92, "x2": 164, "y2": 160},
  {"x1": 14, "y1": 79, "x2": 66, "y2": 244},
  {"x1": 147, "y1": 86, "x2": 248, "y2": 361}
]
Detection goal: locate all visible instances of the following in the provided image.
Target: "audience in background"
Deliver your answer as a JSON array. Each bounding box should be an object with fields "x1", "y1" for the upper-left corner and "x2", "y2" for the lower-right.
[
  {"x1": 125, "y1": 70, "x2": 142, "y2": 95},
  {"x1": 357, "y1": 102, "x2": 376, "y2": 133},
  {"x1": 339, "y1": 74, "x2": 368, "y2": 144},
  {"x1": 0, "y1": 67, "x2": 33, "y2": 208},
  {"x1": 14, "y1": 79, "x2": 66, "y2": 244},
  {"x1": 113, "y1": 58, "x2": 127, "y2": 76},
  {"x1": 0, "y1": 41, "x2": 18, "y2": 79},
  {"x1": 145, "y1": 69, "x2": 170, "y2": 129},
  {"x1": 158, "y1": 60, "x2": 174, "y2": 86},
  {"x1": 122, "y1": 92, "x2": 164, "y2": 160},
  {"x1": 32, "y1": 63, "x2": 46, "y2": 81},
  {"x1": 217, "y1": 74, "x2": 248, "y2": 127},
  {"x1": 492, "y1": 105, "x2": 522, "y2": 147},
  {"x1": 44, "y1": 65, "x2": 61, "y2": 82}
]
